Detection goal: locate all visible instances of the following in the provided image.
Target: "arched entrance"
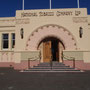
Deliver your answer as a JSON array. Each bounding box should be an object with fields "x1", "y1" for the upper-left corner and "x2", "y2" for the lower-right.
[
  {"x1": 38, "y1": 37, "x2": 65, "y2": 62},
  {"x1": 26, "y1": 24, "x2": 77, "y2": 62}
]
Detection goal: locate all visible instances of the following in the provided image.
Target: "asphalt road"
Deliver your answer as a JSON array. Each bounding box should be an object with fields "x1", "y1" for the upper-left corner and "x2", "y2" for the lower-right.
[{"x1": 0, "y1": 68, "x2": 90, "y2": 90}]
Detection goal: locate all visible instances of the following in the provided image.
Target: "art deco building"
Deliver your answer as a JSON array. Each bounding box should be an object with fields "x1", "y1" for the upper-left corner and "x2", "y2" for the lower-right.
[{"x1": 0, "y1": 8, "x2": 90, "y2": 70}]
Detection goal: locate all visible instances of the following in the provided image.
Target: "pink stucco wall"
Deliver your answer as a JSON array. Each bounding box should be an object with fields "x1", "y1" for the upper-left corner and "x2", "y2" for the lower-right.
[
  {"x1": 26, "y1": 24, "x2": 77, "y2": 51},
  {"x1": 63, "y1": 60, "x2": 90, "y2": 70},
  {"x1": 0, "y1": 60, "x2": 90, "y2": 70},
  {"x1": 14, "y1": 60, "x2": 40, "y2": 70}
]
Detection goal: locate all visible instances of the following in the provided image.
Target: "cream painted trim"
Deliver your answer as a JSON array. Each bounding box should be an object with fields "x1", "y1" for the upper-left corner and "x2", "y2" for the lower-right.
[
  {"x1": 14, "y1": 50, "x2": 40, "y2": 53},
  {"x1": 0, "y1": 26, "x2": 15, "y2": 28},
  {"x1": 0, "y1": 30, "x2": 15, "y2": 32},
  {"x1": 63, "y1": 50, "x2": 90, "y2": 52},
  {"x1": 0, "y1": 50, "x2": 14, "y2": 52}
]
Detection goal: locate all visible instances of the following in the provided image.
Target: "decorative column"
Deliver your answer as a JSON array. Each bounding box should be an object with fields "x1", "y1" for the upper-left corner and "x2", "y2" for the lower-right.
[
  {"x1": 9, "y1": 33, "x2": 12, "y2": 50},
  {"x1": 0, "y1": 33, "x2": 1, "y2": 50}
]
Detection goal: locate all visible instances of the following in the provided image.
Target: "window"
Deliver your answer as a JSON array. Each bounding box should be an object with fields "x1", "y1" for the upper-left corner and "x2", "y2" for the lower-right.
[
  {"x1": 12, "y1": 33, "x2": 15, "y2": 48},
  {"x1": 2, "y1": 34, "x2": 9, "y2": 49}
]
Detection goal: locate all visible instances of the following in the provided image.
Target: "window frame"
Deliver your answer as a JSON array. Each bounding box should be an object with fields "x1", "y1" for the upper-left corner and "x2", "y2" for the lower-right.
[{"x1": 2, "y1": 33, "x2": 9, "y2": 50}]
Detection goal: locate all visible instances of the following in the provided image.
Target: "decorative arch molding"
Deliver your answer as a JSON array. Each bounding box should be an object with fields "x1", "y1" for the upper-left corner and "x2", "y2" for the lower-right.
[{"x1": 26, "y1": 24, "x2": 77, "y2": 51}]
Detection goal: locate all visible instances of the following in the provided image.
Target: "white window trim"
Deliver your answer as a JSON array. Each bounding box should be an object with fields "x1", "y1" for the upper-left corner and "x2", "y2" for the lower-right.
[{"x1": 2, "y1": 33, "x2": 9, "y2": 50}]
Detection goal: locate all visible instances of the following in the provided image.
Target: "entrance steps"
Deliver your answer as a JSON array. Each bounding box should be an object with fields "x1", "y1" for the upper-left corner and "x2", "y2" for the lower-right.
[{"x1": 22, "y1": 62, "x2": 83, "y2": 72}]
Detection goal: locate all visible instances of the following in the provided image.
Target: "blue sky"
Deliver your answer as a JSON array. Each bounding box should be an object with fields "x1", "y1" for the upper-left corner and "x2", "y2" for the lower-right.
[{"x1": 0, "y1": 0, "x2": 90, "y2": 17}]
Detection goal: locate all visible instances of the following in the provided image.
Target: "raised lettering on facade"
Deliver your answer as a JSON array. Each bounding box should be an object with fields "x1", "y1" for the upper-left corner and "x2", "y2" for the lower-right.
[{"x1": 21, "y1": 11, "x2": 81, "y2": 17}]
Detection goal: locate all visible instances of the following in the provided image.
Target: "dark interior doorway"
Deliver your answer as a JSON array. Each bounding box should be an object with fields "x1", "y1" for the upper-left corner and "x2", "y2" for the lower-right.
[
  {"x1": 51, "y1": 40, "x2": 59, "y2": 61},
  {"x1": 38, "y1": 37, "x2": 60, "y2": 62}
]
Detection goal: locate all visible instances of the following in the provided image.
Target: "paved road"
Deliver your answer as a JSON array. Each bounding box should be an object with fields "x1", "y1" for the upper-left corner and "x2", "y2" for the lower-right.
[{"x1": 0, "y1": 68, "x2": 90, "y2": 90}]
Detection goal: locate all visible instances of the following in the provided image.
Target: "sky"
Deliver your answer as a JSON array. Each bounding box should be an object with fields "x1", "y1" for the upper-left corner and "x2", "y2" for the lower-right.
[{"x1": 0, "y1": 0, "x2": 90, "y2": 17}]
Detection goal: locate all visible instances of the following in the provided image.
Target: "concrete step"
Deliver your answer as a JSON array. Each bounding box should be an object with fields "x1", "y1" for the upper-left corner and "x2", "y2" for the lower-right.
[
  {"x1": 21, "y1": 70, "x2": 82, "y2": 72},
  {"x1": 38, "y1": 63, "x2": 66, "y2": 66},
  {"x1": 39, "y1": 63, "x2": 65, "y2": 65},
  {"x1": 25, "y1": 69, "x2": 80, "y2": 71},
  {"x1": 38, "y1": 64, "x2": 65, "y2": 66},
  {"x1": 38, "y1": 64, "x2": 66, "y2": 66},
  {"x1": 23, "y1": 62, "x2": 82, "y2": 72},
  {"x1": 31, "y1": 67, "x2": 74, "y2": 69},
  {"x1": 34, "y1": 65, "x2": 70, "y2": 68}
]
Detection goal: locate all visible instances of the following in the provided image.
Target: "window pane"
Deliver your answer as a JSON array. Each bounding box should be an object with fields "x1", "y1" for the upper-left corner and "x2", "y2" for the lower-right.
[
  {"x1": 12, "y1": 40, "x2": 15, "y2": 48},
  {"x1": 3, "y1": 34, "x2": 8, "y2": 39},
  {"x1": 2, "y1": 34, "x2": 9, "y2": 49},
  {"x1": 3, "y1": 40, "x2": 9, "y2": 48},
  {"x1": 12, "y1": 33, "x2": 15, "y2": 39}
]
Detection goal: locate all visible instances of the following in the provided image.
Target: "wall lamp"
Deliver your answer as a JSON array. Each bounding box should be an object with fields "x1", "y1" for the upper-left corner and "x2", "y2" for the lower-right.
[
  {"x1": 79, "y1": 27, "x2": 83, "y2": 38},
  {"x1": 20, "y1": 28, "x2": 24, "y2": 39}
]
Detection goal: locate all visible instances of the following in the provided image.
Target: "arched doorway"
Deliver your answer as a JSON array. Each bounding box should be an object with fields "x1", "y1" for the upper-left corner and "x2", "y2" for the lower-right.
[
  {"x1": 26, "y1": 24, "x2": 77, "y2": 51},
  {"x1": 26, "y1": 24, "x2": 77, "y2": 63},
  {"x1": 38, "y1": 37, "x2": 65, "y2": 63}
]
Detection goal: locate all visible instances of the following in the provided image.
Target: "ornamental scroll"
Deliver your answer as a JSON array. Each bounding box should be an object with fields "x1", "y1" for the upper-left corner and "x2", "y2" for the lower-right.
[
  {"x1": 0, "y1": 19, "x2": 15, "y2": 23},
  {"x1": 16, "y1": 18, "x2": 30, "y2": 24},
  {"x1": 73, "y1": 17, "x2": 88, "y2": 23}
]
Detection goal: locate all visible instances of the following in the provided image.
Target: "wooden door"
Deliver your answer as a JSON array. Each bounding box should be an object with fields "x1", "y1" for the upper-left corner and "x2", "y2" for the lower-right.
[{"x1": 43, "y1": 41, "x2": 51, "y2": 62}]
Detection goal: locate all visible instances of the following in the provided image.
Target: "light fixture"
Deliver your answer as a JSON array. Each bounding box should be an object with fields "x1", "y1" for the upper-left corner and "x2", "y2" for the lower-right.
[
  {"x1": 20, "y1": 28, "x2": 24, "y2": 39},
  {"x1": 79, "y1": 27, "x2": 83, "y2": 38}
]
